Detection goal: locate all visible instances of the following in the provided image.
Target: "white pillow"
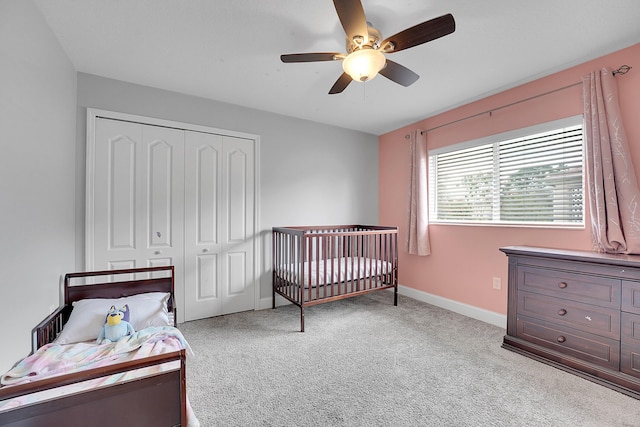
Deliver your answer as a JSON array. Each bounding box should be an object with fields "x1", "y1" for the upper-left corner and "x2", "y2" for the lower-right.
[{"x1": 55, "y1": 292, "x2": 171, "y2": 345}]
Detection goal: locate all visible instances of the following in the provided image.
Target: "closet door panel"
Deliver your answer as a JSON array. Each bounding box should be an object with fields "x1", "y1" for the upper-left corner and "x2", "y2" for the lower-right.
[
  {"x1": 184, "y1": 131, "x2": 223, "y2": 320},
  {"x1": 221, "y1": 136, "x2": 255, "y2": 314},
  {"x1": 140, "y1": 126, "x2": 185, "y2": 319},
  {"x1": 197, "y1": 254, "x2": 218, "y2": 299},
  {"x1": 109, "y1": 136, "x2": 137, "y2": 249},
  {"x1": 148, "y1": 258, "x2": 173, "y2": 268},
  {"x1": 227, "y1": 148, "x2": 247, "y2": 241},
  {"x1": 227, "y1": 253, "x2": 247, "y2": 295},
  {"x1": 108, "y1": 260, "x2": 136, "y2": 270},
  {"x1": 141, "y1": 126, "x2": 184, "y2": 268},
  {"x1": 196, "y1": 145, "x2": 219, "y2": 244},
  {"x1": 148, "y1": 139, "x2": 173, "y2": 247},
  {"x1": 93, "y1": 119, "x2": 142, "y2": 268}
]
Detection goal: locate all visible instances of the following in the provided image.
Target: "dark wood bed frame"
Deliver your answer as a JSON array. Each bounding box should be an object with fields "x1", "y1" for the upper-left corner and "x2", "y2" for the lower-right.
[
  {"x1": 272, "y1": 225, "x2": 399, "y2": 331},
  {"x1": 0, "y1": 266, "x2": 188, "y2": 427}
]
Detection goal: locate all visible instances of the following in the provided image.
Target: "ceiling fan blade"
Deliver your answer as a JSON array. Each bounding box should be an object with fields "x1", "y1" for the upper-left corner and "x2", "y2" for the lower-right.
[
  {"x1": 381, "y1": 13, "x2": 455, "y2": 53},
  {"x1": 329, "y1": 72, "x2": 352, "y2": 94},
  {"x1": 379, "y1": 60, "x2": 419, "y2": 87},
  {"x1": 281, "y1": 53, "x2": 342, "y2": 63},
  {"x1": 333, "y1": 0, "x2": 368, "y2": 44}
]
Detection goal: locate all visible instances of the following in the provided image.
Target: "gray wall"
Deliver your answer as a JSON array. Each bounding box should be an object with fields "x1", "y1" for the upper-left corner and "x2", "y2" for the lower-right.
[
  {"x1": 0, "y1": 0, "x2": 77, "y2": 372},
  {"x1": 75, "y1": 75, "x2": 379, "y2": 303}
]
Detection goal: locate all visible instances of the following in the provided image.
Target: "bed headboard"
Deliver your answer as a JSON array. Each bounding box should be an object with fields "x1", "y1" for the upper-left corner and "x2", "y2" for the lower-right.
[
  {"x1": 64, "y1": 266, "x2": 175, "y2": 316},
  {"x1": 31, "y1": 266, "x2": 176, "y2": 353}
]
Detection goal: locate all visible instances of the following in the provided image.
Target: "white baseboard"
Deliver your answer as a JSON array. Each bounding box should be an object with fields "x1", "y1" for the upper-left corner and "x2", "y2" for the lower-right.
[
  {"x1": 258, "y1": 297, "x2": 271, "y2": 310},
  {"x1": 259, "y1": 287, "x2": 507, "y2": 330},
  {"x1": 398, "y1": 285, "x2": 506, "y2": 329},
  {"x1": 258, "y1": 295, "x2": 288, "y2": 310}
]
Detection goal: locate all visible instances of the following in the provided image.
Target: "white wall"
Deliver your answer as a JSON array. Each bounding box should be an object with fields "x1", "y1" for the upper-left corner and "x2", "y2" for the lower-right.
[
  {"x1": 0, "y1": 0, "x2": 77, "y2": 372},
  {"x1": 75, "y1": 74, "x2": 380, "y2": 303}
]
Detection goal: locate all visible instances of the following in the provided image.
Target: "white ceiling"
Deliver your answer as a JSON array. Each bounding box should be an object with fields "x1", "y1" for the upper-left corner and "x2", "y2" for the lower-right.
[{"x1": 34, "y1": 0, "x2": 640, "y2": 135}]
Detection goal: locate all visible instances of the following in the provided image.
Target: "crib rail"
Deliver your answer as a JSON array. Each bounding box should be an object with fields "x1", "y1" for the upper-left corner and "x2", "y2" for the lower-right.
[{"x1": 272, "y1": 225, "x2": 398, "y2": 331}]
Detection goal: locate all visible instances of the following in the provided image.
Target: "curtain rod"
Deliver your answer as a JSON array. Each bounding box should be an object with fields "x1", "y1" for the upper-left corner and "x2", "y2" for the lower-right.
[{"x1": 404, "y1": 64, "x2": 632, "y2": 139}]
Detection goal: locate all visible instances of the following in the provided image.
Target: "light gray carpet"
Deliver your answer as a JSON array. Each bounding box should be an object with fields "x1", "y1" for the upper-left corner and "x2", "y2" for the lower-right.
[{"x1": 179, "y1": 291, "x2": 640, "y2": 426}]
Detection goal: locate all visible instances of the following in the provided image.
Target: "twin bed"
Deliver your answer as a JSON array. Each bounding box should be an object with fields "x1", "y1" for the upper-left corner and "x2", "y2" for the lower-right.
[
  {"x1": 272, "y1": 225, "x2": 399, "y2": 331},
  {"x1": 0, "y1": 266, "x2": 197, "y2": 427}
]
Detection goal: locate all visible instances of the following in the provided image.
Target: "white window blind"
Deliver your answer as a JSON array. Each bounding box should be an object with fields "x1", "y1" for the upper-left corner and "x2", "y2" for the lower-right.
[{"x1": 428, "y1": 117, "x2": 584, "y2": 226}]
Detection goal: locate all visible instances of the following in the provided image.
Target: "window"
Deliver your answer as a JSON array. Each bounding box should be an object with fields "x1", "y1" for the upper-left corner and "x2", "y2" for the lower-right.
[{"x1": 428, "y1": 116, "x2": 584, "y2": 226}]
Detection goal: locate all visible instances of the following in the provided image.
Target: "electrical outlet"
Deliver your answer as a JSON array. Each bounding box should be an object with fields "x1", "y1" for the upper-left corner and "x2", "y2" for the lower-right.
[{"x1": 492, "y1": 277, "x2": 502, "y2": 290}]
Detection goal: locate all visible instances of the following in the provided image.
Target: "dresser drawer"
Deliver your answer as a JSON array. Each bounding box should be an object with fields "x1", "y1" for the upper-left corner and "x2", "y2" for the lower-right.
[
  {"x1": 622, "y1": 281, "x2": 640, "y2": 314},
  {"x1": 622, "y1": 312, "x2": 640, "y2": 346},
  {"x1": 621, "y1": 312, "x2": 640, "y2": 391},
  {"x1": 518, "y1": 292, "x2": 620, "y2": 339},
  {"x1": 517, "y1": 316, "x2": 620, "y2": 370},
  {"x1": 518, "y1": 266, "x2": 621, "y2": 308},
  {"x1": 621, "y1": 345, "x2": 640, "y2": 378}
]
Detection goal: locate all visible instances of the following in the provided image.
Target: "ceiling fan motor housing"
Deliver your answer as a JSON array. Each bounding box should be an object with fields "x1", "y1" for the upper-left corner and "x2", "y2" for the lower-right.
[{"x1": 346, "y1": 24, "x2": 382, "y2": 52}]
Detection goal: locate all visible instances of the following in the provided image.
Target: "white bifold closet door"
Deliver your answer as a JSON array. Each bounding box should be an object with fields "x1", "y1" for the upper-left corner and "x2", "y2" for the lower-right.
[
  {"x1": 90, "y1": 114, "x2": 255, "y2": 322},
  {"x1": 183, "y1": 131, "x2": 255, "y2": 320}
]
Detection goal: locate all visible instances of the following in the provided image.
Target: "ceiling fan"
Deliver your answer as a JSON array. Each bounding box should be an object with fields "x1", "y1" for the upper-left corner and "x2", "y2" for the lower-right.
[{"x1": 280, "y1": 0, "x2": 456, "y2": 94}]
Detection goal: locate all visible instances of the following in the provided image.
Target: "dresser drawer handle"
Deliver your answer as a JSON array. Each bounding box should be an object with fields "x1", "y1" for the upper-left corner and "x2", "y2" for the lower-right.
[
  {"x1": 557, "y1": 309, "x2": 567, "y2": 316},
  {"x1": 558, "y1": 282, "x2": 568, "y2": 289},
  {"x1": 557, "y1": 336, "x2": 566, "y2": 343}
]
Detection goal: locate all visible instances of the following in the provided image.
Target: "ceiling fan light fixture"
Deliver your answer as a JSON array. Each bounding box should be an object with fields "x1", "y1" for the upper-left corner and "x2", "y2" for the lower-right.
[
  {"x1": 342, "y1": 49, "x2": 386, "y2": 82},
  {"x1": 279, "y1": 2, "x2": 455, "y2": 94}
]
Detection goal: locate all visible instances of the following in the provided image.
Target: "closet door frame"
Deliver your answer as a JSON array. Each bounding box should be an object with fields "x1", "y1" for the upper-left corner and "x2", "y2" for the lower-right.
[{"x1": 86, "y1": 108, "x2": 261, "y2": 322}]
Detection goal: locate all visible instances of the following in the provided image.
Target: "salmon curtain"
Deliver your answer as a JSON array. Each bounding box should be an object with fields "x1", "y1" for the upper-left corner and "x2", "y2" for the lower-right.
[
  {"x1": 407, "y1": 129, "x2": 431, "y2": 256},
  {"x1": 583, "y1": 67, "x2": 640, "y2": 254}
]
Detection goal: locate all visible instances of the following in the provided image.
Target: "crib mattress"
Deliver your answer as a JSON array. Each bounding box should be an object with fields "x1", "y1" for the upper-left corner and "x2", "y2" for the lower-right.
[{"x1": 279, "y1": 257, "x2": 392, "y2": 287}]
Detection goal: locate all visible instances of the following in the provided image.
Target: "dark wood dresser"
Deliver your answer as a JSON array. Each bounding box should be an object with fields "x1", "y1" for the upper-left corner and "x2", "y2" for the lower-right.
[{"x1": 500, "y1": 246, "x2": 640, "y2": 399}]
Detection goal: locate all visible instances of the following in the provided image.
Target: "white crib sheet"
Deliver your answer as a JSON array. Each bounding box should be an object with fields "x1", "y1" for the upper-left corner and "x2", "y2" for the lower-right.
[{"x1": 281, "y1": 257, "x2": 392, "y2": 287}]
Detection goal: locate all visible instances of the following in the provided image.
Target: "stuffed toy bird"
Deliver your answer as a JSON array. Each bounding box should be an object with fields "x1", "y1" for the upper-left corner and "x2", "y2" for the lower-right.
[{"x1": 97, "y1": 304, "x2": 135, "y2": 344}]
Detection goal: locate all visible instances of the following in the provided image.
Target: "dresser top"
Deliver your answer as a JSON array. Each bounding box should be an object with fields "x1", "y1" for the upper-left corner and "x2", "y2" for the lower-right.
[{"x1": 500, "y1": 245, "x2": 640, "y2": 268}]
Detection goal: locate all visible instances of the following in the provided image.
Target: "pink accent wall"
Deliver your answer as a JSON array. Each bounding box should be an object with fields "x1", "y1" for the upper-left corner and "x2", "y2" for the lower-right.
[{"x1": 379, "y1": 43, "x2": 640, "y2": 315}]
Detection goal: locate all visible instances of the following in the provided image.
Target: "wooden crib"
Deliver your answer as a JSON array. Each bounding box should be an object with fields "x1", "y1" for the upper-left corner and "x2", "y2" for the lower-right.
[{"x1": 272, "y1": 225, "x2": 398, "y2": 331}]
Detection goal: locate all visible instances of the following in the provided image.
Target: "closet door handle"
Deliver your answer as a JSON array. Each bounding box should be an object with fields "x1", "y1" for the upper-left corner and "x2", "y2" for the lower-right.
[
  {"x1": 154, "y1": 250, "x2": 162, "y2": 255},
  {"x1": 558, "y1": 309, "x2": 567, "y2": 316},
  {"x1": 557, "y1": 336, "x2": 566, "y2": 343},
  {"x1": 558, "y1": 282, "x2": 568, "y2": 289},
  {"x1": 202, "y1": 248, "x2": 209, "y2": 253}
]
